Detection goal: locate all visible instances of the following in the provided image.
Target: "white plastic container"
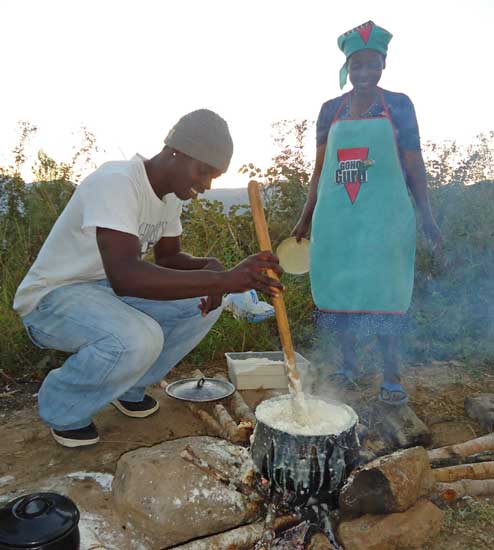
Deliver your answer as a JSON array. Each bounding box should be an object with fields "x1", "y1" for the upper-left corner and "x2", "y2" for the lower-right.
[{"x1": 225, "y1": 351, "x2": 310, "y2": 390}]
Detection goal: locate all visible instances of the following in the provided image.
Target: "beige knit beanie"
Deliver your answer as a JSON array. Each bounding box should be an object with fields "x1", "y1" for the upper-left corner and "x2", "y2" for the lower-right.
[{"x1": 165, "y1": 109, "x2": 233, "y2": 172}]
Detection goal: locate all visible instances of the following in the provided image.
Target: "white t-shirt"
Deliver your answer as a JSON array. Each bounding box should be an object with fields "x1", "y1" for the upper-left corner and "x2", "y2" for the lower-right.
[{"x1": 13, "y1": 154, "x2": 183, "y2": 317}]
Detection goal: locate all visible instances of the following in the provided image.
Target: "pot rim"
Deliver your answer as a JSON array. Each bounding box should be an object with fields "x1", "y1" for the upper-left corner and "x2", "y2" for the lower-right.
[{"x1": 254, "y1": 394, "x2": 358, "y2": 438}]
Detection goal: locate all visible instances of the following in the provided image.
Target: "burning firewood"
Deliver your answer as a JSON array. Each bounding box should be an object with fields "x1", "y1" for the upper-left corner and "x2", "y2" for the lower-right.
[
  {"x1": 254, "y1": 502, "x2": 278, "y2": 549},
  {"x1": 434, "y1": 479, "x2": 494, "y2": 501},
  {"x1": 433, "y1": 460, "x2": 494, "y2": 482},
  {"x1": 192, "y1": 369, "x2": 250, "y2": 444},
  {"x1": 160, "y1": 380, "x2": 224, "y2": 436},
  {"x1": 429, "y1": 450, "x2": 494, "y2": 468},
  {"x1": 211, "y1": 401, "x2": 245, "y2": 443},
  {"x1": 213, "y1": 373, "x2": 257, "y2": 424},
  {"x1": 427, "y1": 432, "x2": 494, "y2": 461},
  {"x1": 161, "y1": 370, "x2": 257, "y2": 444},
  {"x1": 168, "y1": 522, "x2": 265, "y2": 549}
]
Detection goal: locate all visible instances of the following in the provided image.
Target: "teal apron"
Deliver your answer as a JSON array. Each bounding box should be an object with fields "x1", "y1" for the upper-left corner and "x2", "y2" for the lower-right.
[{"x1": 310, "y1": 92, "x2": 416, "y2": 313}]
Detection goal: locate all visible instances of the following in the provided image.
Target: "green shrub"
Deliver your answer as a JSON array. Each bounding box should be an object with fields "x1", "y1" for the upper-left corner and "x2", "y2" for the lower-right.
[{"x1": 1, "y1": 122, "x2": 493, "y2": 375}]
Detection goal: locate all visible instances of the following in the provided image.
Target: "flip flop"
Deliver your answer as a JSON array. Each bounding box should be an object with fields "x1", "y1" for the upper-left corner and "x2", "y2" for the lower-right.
[
  {"x1": 379, "y1": 382, "x2": 409, "y2": 406},
  {"x1": 329, "y1": 369, "x2": 359, "y2": 389}
]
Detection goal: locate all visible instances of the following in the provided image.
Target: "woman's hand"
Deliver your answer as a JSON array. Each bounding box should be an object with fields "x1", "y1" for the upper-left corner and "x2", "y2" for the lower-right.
[
  {"x1": 291, "y1": 216, "x2": 311, "y2": 242},
  {"x1": 423, "y1": 217, "x2": 445, "y2": 276},
  {"x1": 423, "y1": 218, "x2": 442, "y2": 255}
]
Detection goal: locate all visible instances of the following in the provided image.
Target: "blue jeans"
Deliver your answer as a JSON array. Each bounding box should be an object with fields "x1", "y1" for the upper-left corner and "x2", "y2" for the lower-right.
[{"x1": 22, "y1": 280, "x2": 222, "y2": 430}]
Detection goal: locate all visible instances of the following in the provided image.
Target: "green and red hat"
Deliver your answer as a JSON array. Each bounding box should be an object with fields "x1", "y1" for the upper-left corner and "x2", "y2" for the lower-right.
[{"x1": 337, "y1": 21, "x2": 392, "y2": 89}]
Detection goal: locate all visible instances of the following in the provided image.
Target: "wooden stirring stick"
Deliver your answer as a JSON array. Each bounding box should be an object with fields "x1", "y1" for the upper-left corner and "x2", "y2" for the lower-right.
[{"x1": 248, "y1": 180, "x2": 310, "y2": 424}]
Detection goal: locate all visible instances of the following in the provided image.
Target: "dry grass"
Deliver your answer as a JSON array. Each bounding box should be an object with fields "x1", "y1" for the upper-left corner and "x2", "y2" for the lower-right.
[{"x1": 424, "y1": 498, "x2": 494, "y2": 550}]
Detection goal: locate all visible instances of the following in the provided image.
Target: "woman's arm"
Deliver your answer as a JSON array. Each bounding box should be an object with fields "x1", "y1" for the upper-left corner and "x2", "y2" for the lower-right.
[
  {"x1": 389, "y1": 92, "x2": 442, "y2": 251},
  {"x1": 291, "y1": 144, "x2": 326, "y2": 241},
  {"x1": 292, "y1": 98, "x2": 341, "y2": 241},
  {"x1": 403, "y1": 149, "x2": 442, "y2": 250}
]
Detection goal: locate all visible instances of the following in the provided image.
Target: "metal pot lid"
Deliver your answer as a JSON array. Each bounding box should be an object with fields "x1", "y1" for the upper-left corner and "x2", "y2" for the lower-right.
[
  {"x1": 0, "y1": 493, "x2": 79, "y2": 547},
  {"x1": 166, "y1": 377, "x2": 235, "y2": 402}
]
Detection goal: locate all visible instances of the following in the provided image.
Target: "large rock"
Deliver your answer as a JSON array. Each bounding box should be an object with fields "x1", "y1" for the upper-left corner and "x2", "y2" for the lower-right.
[
  {"x1": 112, "y1": 436, "x2": 262, "y2": 548},
  {"x1": 339, "y1": 446, "x2": 435, "y2": 516},
  {"x1": 337, "y1": 499, "x2": 444, "y2": 550},
  {"x1": 465, "y1": 394, "x2": 494, "y2": 432}
]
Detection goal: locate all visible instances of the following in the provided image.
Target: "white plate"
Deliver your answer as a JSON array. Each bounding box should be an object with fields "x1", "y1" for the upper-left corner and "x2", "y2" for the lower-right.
[{"x1": 276, "y1": 237, "x2": 310, "y2": 275}]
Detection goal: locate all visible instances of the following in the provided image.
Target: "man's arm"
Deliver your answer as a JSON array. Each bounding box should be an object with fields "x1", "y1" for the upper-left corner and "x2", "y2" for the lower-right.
[
  {"x1": 153, "y1": 235, "x2": 222, "y2": 271},
  {"x1": 96, "y1": 228, "x2": 282, "y2": 300},
  {"x1": 153, "y1": 235, "x2": 224, "y2": 315}
]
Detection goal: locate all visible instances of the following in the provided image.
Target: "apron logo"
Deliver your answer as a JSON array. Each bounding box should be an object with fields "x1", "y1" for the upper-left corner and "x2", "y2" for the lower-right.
[{"x1": 335, "y1": 147, "x2": 373, "y2": 204}]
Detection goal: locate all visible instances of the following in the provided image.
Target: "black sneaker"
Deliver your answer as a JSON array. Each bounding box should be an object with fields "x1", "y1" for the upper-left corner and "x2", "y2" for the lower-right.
[
  {"x1": 111, "y1": 395, "x2": 160, "y2": 418},
  {"x1": 50, "y1": 422, "x2": 100, "y2": 448}
]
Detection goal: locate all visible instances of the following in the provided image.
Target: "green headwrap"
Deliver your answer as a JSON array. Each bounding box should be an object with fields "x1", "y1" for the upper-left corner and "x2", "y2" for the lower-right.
[{"x1": 337, "y1": 21, "x2": 392, "y2": 89}]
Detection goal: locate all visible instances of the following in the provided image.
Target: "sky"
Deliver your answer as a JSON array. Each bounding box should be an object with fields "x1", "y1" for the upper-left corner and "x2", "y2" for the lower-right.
[{"x1": 1, "y1": 0, "x2": 493, "y2": 188}]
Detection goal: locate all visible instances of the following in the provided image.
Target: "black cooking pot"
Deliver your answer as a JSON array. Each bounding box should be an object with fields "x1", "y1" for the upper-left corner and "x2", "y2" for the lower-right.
[
  {"x1": 251, "y1": 395, "x2": 360, "y2": 507},
  {"x1": 0, "y1": 493, "x2": 80, "y2": 550}
]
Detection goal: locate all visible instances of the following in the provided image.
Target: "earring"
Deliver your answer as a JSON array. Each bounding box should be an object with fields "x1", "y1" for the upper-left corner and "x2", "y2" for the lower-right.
[{"x1": 172, "y1": 151, "x2": 177, "y2": 157}]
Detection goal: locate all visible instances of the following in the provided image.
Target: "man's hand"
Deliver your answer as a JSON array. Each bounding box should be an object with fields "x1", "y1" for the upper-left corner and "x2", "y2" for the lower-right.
[
  {"x1": 198, "y1": 258, "x2": 225, "y2": 316},
  {"x1": 226, "y1": 251, "x2": 283, "y2": 297}
]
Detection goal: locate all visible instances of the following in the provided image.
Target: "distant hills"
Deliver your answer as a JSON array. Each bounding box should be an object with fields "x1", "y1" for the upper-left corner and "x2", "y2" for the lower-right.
[{"x1": 194, "y1": 187, "x2": 249, "y2": 212}]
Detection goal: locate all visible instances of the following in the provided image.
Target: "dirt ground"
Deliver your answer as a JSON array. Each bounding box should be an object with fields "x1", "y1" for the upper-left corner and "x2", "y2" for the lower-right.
[{"x1": 1, "y1": 360, "x2": 494, "y2": 549}]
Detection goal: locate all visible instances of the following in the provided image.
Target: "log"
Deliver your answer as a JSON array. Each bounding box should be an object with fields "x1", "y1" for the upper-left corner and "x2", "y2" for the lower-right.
[
  {"x1": 434, "y1": 479, "x2": 494, "y2": 502},
  {"x1": 252, "y1": 501, "x2": 279, "y2": 550},
  {"x1": 191, "y1": 369, "x2": 244, "y2": 443},
  {"x1": 169, "y1": 521, "x2": 265, "y2": 549},
  {"x1": 212, "y1": 403, "x2": 243, "y2": 443},
  {"x1": 272, "y1": 513, "x2": 300, "y2": 534},
  {"x1": 464, "y1": 394, "x2": 494, "y2": 432},
  {"x1": 339, "y1": 446, "x2": 434, "y2": 516},
  {"x1": 428, "y1": 432, "x2": 494, "y2": 461},
  {"x1": 430, "y1": 450, "x2": 494, "y2": 469},
  {"x1": 433, "y1": 461, "x2": 494, "y2": 482},
  {"x1": 374, "y1": 402, "x2": 431, "y2": 449},
  {"x1": 161, "y1": 380, "x2": 223, "y2": 437},
  {"x1": 214, "y1": 374, "x2": 257, "y2": 424}
]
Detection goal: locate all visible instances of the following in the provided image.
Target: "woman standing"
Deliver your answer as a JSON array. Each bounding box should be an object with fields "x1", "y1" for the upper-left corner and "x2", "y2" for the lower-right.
[{"x1": 292, "y1": 21, "x2": 442, "y2": 404}]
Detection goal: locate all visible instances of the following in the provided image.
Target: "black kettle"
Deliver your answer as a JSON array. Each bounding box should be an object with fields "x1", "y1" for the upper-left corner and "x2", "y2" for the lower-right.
[{"x1": 0, "y1": 493, "x2": 80, "y2": 550}]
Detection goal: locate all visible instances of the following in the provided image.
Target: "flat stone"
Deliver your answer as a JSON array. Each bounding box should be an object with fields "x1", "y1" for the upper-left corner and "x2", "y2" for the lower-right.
[
  {"x1": 465, "y1": 394, "x2": 494, "y2": 432},
  {"x1": 337, "y1": 499, "x2": 444, "y2": 550},
  {"x1": 112, "y1": 436, "x2": 262, "y2": 548},
  {"x1": 374, "y1": 402, "x2": 431, "y2": 450},
  {"x1": 339, "y1": 446, "x2": 435, "y2": 516}
]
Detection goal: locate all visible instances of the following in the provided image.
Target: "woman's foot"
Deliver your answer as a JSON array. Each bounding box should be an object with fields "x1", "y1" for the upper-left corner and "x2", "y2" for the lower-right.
[
  {"x1": 330, "y1": 368, "x2": 359, "y2": 389},
  {"x1": 379, "y1": 380, "x2": 408, "y2": 406}
]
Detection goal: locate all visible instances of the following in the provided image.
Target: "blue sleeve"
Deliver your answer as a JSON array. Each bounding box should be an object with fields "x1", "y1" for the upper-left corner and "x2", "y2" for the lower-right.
[
  {"x1": 316, "y1": 97, "x2": 343, "y2": 146},
  {"x1": 384, "y1": 92, "x2": 421, "y2": 152}
]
